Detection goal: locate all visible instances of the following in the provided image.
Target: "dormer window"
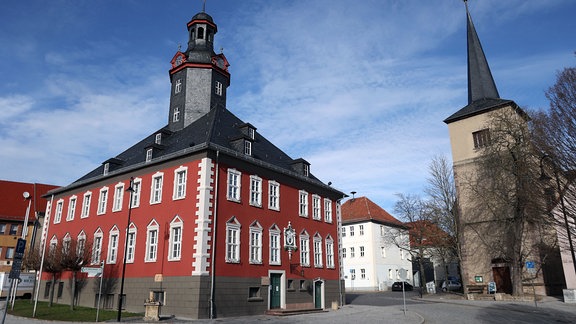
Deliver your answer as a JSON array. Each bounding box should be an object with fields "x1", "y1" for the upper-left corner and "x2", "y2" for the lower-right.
[
  {"x1": 155, "y1": 133, "x2": 162, "y2": 145},
  {"x1": 244, "y1": 140, "x2": 252, "y2": 156},
  {"x1": 146, "y1": 148, "x2": 153, "y2": 162},
  {"x1": 303, "y1": 164, "x2": 309, "y2": 177},
  {"x1": 248, "y1": 128, "x2": 255, "y2": 139},
  {"x1": 103, "y1": 163, "x2": 109, "y2": 176}
]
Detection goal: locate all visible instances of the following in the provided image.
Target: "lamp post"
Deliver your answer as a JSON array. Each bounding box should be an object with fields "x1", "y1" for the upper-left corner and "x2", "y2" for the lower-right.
[
  {"x1": 540, "y1": 155, "x2": 576, "y2": 277},
  {"x1": 117, "y1": 177, "x2": 135, "y2": 322}
]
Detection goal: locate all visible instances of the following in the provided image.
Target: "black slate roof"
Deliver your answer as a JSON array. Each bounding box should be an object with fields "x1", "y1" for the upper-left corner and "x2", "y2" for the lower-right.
[{"x1": 69, "y1": 104, "x2": 323, "y2": 188}]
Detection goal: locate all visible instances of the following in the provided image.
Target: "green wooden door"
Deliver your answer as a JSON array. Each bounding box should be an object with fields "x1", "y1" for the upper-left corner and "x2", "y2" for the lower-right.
[
  {"x1": 270, "y1": 274, "x2": 281, "y2": 309},
  {"x1": 314, "y1": 281, "x2": 322, "y2": 308}
]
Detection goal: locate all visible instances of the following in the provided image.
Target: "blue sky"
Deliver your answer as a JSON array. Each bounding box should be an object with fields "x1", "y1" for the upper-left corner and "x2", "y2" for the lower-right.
[{"x1": 1, "y1": 0, "x2": 575, "y2": 212}]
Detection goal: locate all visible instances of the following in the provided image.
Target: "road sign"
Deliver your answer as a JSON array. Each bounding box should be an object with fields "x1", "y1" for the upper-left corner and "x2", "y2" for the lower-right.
[
  {"x1": 399, "y1": 268, "x2": 408, "y2": 280},
  {"x1": 81, "y1": 267, "x2": 103, "y2": 277},
  {"x1": 526, "y1": 261, "x2": 536, "y2": 274}
]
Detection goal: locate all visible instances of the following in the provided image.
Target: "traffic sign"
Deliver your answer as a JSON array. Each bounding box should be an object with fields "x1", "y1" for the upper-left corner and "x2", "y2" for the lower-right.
[{"x1": 81, "y1": 267, "x2": 103, "y2": 277}]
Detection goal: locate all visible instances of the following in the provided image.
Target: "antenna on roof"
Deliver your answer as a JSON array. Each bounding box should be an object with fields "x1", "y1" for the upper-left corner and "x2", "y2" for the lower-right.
[{"x1": 350, "y1": 191, "x2": 357, "y2": 199}]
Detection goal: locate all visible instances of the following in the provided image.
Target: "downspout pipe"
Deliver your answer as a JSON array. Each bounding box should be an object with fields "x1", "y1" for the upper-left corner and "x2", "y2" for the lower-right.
[{"x1": 209, "y1": 151, "x2": 220, "y2": 319}]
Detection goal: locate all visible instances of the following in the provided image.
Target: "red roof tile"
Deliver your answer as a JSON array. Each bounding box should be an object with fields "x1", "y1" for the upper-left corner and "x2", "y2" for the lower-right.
[
  {"x1": 341, "y1": 196, "x2": 403, "y2": 226},
  {"x1": 0, "y1": 180, "x2": 59, "y2": 221}
]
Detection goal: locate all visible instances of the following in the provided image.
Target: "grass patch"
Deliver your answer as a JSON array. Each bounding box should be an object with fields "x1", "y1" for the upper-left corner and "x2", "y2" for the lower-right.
[{"x1": 7, "y1": 299, "x2": 142, "y2": 322}]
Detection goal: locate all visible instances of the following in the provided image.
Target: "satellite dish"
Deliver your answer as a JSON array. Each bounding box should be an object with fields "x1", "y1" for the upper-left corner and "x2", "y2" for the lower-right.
[{"x1": 23, "y1": 192, "x2": 31, "y2": 199}]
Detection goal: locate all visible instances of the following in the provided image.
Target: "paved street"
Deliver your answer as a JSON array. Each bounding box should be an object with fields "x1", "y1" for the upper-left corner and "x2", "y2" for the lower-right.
[{"x1": 3, "y1": 291, "x2": 576, "y2": 323}]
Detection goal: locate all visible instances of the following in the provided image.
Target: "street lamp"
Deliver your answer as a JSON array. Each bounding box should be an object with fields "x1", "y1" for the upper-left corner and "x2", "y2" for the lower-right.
[
  {"x1": 540, "y1": 155, "x2": 576, "y2": 277},
  {"x1": 117, "y1": 177, "x2": 135, "y2": 322}
]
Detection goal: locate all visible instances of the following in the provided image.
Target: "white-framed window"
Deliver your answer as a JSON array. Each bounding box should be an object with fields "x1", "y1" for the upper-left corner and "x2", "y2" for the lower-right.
[
  {"x1": 299, "y1": 190, "x2": 308, "y2": 217},
  {"x1": 361, "y1": 269, "x2": 366, "y2": 279},
  {"x1": 66, "y1": 196, "x2": 77, "y2": 221},
  {"x1": 299, "y1": 231, "x2": 310, "y2": 267},
  {"x1": 249, "y1": 175, "x2": 262, "y2": 207},
  {"x1": 225, "y1": 217, "x2": 241, "y2": 263},
  {"x1": 268, "y1": 181, "x2": 280, "y2": 211},
  {"x1": 155, "y1": 133, "x2": 162, "y2": 145},
  {"x1": 326, "y1": 236, "x2": 334, "y2": 268},
  {"x1": 313, "y1": 233, "x2": 323, "y2": 268},
  {"x1": 324, "y1": 199, "x2": 332, "y2": 223},
  {"x1": 248, "y1": 128, "x2": 255, "y2": 139},
  {"x1": 360, "y1": 246, "x2": 365, "y2": 257},
  {"x1": 130, "y1": 178, "x2": 142, "y2": 208},
  {"x1": 342, "y1": 248, "x2": 346, "y2": 258},
  {"x1": 349, "y1": 225, "x2": 355, "y2": 237},
  {"x1": 173, "y1": 166, "x2": 187, "y2": 200},
  {"x1": 97, "y1": 187, "x2": 108, "y2": 215},
  {"x1": 350, "y1": 247, "x2": 355, "y2": 258},
  {"x1": 146, "y1": 148, "x2": 153, "y2": 162},
  {"x1": 150, "y1": 172, "x2": 164, "y2": 204},
  {"x1": 107, "y1": 227, "x2": 119, "y2": 264},
  {"x1": 77, "y1": 231, "x2": 86, "y2": 256},
  {"x1": 126, "y1": 224, "x2": 137, "y2": 263},
  {"x1": 175, "y1": 78, "x2": 182, "y2": 94},
  {"x1": 168, "y1": 216, "x2": 183, "y2": 261},
  {"x1": 303, "y1": 164, "x2": 309, "y2": 177},
  {"x1": 269, "y1": 224, "x2": 281, "y2": 265},
  {"x1": 81, "y1": 191, "x2": 91, "y2": 218},
  {"x1": 249, "y1": 221, "x2": 263, "y2": 264},
  {"x1": 103, "y1": 163, "x2": 109, "y2": 176},
  {"x1": 112, "y1": 182, "x2": 124, "y2": 212},
  {"x1": 173, "y1": 107, "x2": 180, "y2": 122},
  {"x1": 359, "y1": 225, "x2": 364, "y2": 236},
  {"x1": 145, "y1": 220, "x2": 159, "y2": 262},
  {"x1": 381, "y1": 247, "x2": 386, "y2": 258},
  {"x1": 92, "y1": 228, "x2": 103, "y2": 265},
  {"x1": 400, "y1": 249, "x2": 405, "y2": 260},
  {"x1": 244, "y1": 140, "x2": 252, "y2": 155},
  {"x1": 215, "y1": 81, "x2": 223, "y2": 96},
  {"x1": 312, "y1": 195, "x2": 321, "y2": 220},
  {"x1": 49, "y1": 235, "x2": 58, "y2": 255},
  {"x1": 388, "y1": 269, "x2": 393, "y2": 279},
  {"x1": 350, "y1": 269, "x2": 356, "y2": 280},
  {"x1": 54, "y1": 199, "x2": 64, "y2": 224},
  {"x1": 227, "y1": 169, "x2": 241, "y2": 202},
  {"x1": 62, "y1": 233, "x2": 71, "y2": 255},
  {"x1": 341, "y1": 227, "x2": 346, "y2": 237}
]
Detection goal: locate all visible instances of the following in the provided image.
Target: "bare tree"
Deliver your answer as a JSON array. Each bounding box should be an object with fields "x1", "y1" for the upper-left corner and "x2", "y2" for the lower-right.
[
  {"x1": 43, "y1": 242, "x2": 63, "y2": 307},
  {"x1": 60, "y1": 237, "x2": 93, "y2": 310},
  {"x1": 424, "y1": 155, "x2": 460, "y2": 281}
]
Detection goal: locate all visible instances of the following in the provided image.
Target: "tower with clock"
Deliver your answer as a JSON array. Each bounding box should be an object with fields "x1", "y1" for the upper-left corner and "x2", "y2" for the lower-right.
[{"x1": 167, "y1": 11, "x2": 230, "y2": 132}]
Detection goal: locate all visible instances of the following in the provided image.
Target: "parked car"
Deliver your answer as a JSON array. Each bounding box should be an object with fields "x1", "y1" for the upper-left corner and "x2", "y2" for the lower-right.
[
  {"x1": 391, "y1": 281, "x2": 413, "y2": 291},
  {"x1": 441, "y1": 280, "x2": 462, "y2": 292}
]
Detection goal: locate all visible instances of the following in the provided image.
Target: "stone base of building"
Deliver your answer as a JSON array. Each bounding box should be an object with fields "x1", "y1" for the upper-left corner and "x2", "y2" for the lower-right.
[{"x1": 562, "y1": 289, "x2": 576, "y2": 303}]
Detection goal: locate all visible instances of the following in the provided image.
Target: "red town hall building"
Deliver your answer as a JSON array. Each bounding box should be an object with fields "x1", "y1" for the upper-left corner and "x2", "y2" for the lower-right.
[{"x1": 41, "y1": 9, "x2": 345, "y2": 319}]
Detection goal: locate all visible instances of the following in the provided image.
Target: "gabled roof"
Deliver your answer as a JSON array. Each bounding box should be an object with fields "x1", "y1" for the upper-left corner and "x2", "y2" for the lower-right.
[
  {"x1": 0, "y1": 180, "x2": 58, "y2": 221},
  {"x1": 341, "y1": 196, "x2": 404, "y2": 227},
  {"x1": 405, "y1": 220, "x2": 452, "y2": 248},
  {"x1": 49, "y1": 104, "x2": 339, "y2": 197}
]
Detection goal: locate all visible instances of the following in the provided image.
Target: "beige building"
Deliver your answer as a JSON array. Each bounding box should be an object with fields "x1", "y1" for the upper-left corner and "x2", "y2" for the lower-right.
[{"x1": 444, "y1": 3, "x2": 565, "y2": 297}]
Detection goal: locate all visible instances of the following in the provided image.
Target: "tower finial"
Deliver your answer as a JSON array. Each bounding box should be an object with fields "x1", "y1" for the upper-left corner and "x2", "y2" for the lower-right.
[{"x1": 202, "y1": 0, "x2": 206, "y2": 12}]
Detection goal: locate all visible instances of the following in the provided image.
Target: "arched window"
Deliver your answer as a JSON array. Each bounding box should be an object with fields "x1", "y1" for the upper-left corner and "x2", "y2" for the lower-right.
[{"x1": 197, "y1": 27, "x2": 205, "y2": 39}]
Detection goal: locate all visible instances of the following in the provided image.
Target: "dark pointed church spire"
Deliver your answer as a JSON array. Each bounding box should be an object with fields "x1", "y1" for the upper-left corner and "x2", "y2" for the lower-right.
[{"x1": 465, "y1": 0, "x2": 500, "y2": 104}]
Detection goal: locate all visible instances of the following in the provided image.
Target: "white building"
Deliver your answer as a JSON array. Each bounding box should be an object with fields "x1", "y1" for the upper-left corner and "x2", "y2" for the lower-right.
[{"x1": 341, "y1": 197, "x2": 412, "y2": 291}]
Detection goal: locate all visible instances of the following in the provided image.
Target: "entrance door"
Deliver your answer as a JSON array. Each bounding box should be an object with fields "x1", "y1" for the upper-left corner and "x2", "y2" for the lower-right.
[
  {"x1": 270, "y1": 273, "x2": 281, "y2": 309},
  {"x1": 492, "y1": 266, "x2": 513, "y2": 294},
  {"x1": 314, "y1": 281, "x2": 322, "y2": 309}
]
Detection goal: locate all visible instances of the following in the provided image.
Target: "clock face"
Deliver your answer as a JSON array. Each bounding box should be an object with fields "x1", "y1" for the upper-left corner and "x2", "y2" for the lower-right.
[
  {"x1": 175, "y1": 56, "x2": 183, "y2": 66},
  {"x1": 216, "y1": 57, "x2": 224, "y2": 69}
]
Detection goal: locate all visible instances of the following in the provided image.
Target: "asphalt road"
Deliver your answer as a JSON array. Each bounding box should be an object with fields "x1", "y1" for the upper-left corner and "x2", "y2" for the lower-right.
[{"x1": 3, "y1": 291, "x2": 576, "y2": 323}]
